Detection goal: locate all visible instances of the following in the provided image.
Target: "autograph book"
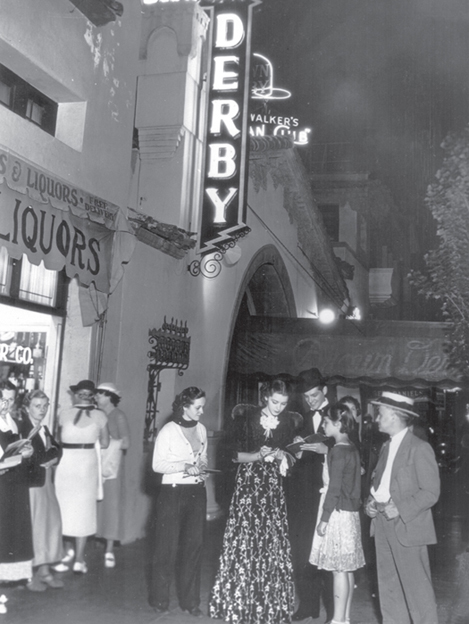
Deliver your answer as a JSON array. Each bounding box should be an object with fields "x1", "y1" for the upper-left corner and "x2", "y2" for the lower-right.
[
  {"x1": 286, "y1": 433, "x2": 327, "y2": 454},
  {"x1": 1, "y1": 422, "x2": 42, "y2": 460}
]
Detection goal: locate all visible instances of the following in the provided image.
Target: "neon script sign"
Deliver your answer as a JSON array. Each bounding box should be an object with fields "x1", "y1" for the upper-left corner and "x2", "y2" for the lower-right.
[
  {"x1": 198, "y1": 0, "x2": 260, "y2": 254},
  {"x1": 249, "y1": 114, "x2": 311, "y2": 146},
  {"x1": 250, "y1": 53, "x2": 311, "y2": 146},
  {"x1": 251, "y1": 54, "x2": 291, "y2": 100}
]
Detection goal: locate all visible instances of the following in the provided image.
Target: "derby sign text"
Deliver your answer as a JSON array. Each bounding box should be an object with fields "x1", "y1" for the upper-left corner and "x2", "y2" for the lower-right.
[{"x1": 198, "y1": 0, "x2": 260, "y2": 254}]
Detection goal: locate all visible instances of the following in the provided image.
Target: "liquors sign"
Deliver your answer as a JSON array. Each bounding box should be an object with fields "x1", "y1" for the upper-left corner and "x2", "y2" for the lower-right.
[{"x1": 198, "y1": 0, "x2": 261, "y2": 255}]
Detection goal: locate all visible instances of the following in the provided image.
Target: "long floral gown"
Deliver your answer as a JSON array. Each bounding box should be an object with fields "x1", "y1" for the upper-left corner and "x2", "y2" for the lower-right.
[{"x1": 209, "y1": 404, "x2": 298, "y2": 624}]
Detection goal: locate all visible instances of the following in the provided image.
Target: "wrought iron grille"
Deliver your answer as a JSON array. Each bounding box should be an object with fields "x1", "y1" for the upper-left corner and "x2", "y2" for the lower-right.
[{"x1": 144, "y1": 318, "x2": 190, "y2": 446}]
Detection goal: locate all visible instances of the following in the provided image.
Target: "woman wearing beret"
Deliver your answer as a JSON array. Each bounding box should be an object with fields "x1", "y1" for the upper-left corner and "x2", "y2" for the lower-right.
[{"x1": 55, "y1": 379, "x2": 109, "y2": 573}]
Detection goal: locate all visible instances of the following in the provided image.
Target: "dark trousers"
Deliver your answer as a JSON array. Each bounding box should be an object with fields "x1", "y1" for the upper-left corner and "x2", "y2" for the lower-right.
[
  {"x1": 296, "y1": 560, "x2": 334, "y2": 619},
  {"x1": 288, "y1": 497, "x2": 334, "y2": 619},
  {"x1": 150, "y1": 484, "x2": 206, "y2": 611}
]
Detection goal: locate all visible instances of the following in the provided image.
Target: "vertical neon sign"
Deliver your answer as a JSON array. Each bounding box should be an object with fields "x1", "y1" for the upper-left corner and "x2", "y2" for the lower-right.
[{"x1": 198, "y1": 0, "x2": 261, "y2": 255}]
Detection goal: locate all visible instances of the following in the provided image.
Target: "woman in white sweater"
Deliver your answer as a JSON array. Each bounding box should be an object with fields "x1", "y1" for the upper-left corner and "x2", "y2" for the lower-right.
[{"x1": 150, "y1": 387, "x2": 207, "y2": 617}]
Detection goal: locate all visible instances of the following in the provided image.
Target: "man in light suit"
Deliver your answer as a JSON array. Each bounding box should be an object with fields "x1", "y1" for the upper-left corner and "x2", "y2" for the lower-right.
[{"x1": 365, "y1": 391, "x2": 440, "y2": 624}]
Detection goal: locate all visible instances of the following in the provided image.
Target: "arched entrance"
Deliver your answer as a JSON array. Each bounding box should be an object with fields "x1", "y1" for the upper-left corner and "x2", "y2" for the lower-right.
[{"x1": 224, "y1": 244, "x2": 296, "y2": 412}]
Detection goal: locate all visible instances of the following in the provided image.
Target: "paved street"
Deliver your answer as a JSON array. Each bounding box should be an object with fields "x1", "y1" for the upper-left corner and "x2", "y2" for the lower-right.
[{"x1": 0, "y1": 471, "x2": 465, "y2": 624}]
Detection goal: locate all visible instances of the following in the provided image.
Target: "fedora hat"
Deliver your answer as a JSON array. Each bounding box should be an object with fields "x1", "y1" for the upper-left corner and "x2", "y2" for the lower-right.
[
  {"x1": 69, "y1": 379, "x2": 96, "y2": 394},
  {"x1": 371, "y1": 392, "x2": 419, "y2": 418},
  {"x1": 97, "y1": 382, "x2": 121, "y2": 398},
  {"x1": 297, "y1": 368, "x2": 325, "y2": 394}
]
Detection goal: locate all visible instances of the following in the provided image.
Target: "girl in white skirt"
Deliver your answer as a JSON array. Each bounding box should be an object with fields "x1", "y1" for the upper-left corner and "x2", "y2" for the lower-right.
[{"x1": 309, "y1": 405, "x2": 365, "y2": 624}]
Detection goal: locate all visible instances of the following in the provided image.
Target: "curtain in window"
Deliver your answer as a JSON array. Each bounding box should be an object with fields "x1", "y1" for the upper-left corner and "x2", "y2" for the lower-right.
[
  {"x1": 19, "y1": 255, "x2": 57, "y2": 306},
  {"x1": 0, "y1": 247, "x2": 9, "y2": 295}
]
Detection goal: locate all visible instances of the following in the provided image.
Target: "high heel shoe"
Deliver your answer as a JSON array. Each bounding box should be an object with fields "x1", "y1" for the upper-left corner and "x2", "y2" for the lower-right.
[
  {"x1": 72, "y1": 561, "x2": 88, "y2": 574},
  {"x1": 52, "y1": 548, "x2": 75, "y2": 572},
  {"x1": 104, "y1": 552, "x2": 115, "y2": 568}
]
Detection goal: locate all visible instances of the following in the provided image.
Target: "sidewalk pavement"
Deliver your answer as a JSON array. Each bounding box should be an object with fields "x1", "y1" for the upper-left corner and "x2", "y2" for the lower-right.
[{"x1": 0, "y1": 471, "x2": 464, "y2": 624}]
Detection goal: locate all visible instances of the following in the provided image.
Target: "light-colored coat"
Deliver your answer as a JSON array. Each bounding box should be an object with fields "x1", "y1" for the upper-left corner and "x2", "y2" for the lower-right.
[{"x1": 371, "y1": 429, "x2": 440, "y2": 546}]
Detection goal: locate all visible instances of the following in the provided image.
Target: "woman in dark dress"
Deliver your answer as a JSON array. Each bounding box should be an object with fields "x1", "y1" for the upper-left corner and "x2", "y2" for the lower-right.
[
  {"x1": 19, "y1": 390, "x2": 64, "y2": 591},
  {"x1": 209, "y1": 379, "x2": 299, "y2": 624},
  {"x1": 0, "y1": 381, "x2": 35, "y2": 584}
]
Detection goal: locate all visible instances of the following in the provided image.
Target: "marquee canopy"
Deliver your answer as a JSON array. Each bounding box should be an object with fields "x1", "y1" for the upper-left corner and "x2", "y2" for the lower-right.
[
  {"x1": 230, "y1": 317, "x2": 462, "y2": 389},
  {"x1": 0, "y1": 146, "x2": 135, "y2": 295}
]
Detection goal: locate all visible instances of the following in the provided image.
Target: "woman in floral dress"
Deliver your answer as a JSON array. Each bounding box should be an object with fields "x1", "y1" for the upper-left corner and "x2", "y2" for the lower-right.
[{"x1": 209, "y1": 379, "x2": 300, "y2": 624}]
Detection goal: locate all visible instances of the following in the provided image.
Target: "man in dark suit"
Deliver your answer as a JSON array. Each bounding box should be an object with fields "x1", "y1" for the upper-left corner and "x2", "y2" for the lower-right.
[
  {"x1": 286, "y1": 368, "x2": 334, "y2": 622},
  {"x1": 365, "y1": 391, "x2": 440, "y2": 624}
]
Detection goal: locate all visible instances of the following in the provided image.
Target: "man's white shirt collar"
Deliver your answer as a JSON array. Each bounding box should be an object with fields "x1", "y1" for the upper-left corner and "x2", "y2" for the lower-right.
[
  {"x1": 0, "y1": 412, "x2": 18, "y2": 433},
  {"x1": 390, "y1": 426, "x2": 408, "y2": 447}
]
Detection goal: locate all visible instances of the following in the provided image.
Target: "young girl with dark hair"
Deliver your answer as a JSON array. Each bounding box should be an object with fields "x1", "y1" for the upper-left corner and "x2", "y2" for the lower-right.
[
  {"x1": 209, "y1": 378, "x2": 299, "y2": 624},
  {"x1": 337, "y1": 396, "x2": 362, "y2": 454},
  {"x1": 309, "y1": 405, "x2": 365, "y2": 624},
  {"x1": 150, "y1": 387, "x2": 207, "y2": 617}
]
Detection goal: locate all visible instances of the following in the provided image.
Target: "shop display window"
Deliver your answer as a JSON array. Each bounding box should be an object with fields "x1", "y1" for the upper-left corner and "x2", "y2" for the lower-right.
[
  {"x1": 19, "y1": 257, "x2": 58, "y2": 306},
  {"x1": 0, "y1": 249, "x2": 67, "y2": 314}
]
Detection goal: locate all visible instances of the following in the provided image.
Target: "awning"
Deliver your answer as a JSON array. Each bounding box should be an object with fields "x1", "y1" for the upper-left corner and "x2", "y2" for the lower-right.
[
  {"x1": 231, "y1": 317, "x2": 462, "y2": 389},
  {"x1": 0, "y1": 147, "x2": 136, "y2": 295}
]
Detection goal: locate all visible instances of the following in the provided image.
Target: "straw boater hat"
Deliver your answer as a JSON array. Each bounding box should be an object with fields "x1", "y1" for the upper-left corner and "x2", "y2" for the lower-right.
[
  {"x1": 97, "y1": 382, "x2": 122, "y2": 398},
  {"x1": 371, "y1": 392, "x2": 419, "y2": 418}
]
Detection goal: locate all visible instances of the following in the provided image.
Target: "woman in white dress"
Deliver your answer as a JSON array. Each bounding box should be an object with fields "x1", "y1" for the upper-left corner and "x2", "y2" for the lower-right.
[{"x1": 55, "y1": 380, "x2": 109, "y2": 574}]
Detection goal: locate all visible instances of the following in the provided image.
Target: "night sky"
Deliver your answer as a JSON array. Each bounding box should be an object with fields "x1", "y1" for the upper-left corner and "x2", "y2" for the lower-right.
[{"x1": 250, "y1": 0, "x2": 469, "y2": 249}]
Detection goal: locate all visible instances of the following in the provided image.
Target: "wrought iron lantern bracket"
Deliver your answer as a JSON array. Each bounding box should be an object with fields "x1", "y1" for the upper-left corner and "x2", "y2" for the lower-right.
[{"x1": 144, "y1": 318, "x2": 191, "y2": 447}]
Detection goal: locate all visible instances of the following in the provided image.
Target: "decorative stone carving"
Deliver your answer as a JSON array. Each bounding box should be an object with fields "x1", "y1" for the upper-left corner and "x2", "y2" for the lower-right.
[
  {"x1": 335, "y1": 257, "x2": 356, "y2": 281},
  {"x1": 140, "y1": 2, "x2": 209, "y2": 61},
  {"x1": 248, "y1": 135, "x2": 350, "y2": 307}
]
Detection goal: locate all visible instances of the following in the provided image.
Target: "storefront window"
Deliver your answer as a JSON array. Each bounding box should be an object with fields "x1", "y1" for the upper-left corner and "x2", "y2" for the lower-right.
[
  {"x1": 0, "y1": 249, "x2": 66, "y2": 314},
  {"x1": 19, "y1": 256, "x2": 58, "y2": 307},
  {"x1": 0, "y1": 303, "x2": 62, "y2": 422},
  {"x1": 0, "y1": 247, "x2": 11, "y2": 295}
]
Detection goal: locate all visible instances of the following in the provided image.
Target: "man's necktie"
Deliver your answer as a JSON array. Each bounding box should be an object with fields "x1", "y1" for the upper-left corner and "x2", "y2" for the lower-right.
[{"x1": 373, "y1": 440, "x2": 390, "y2": 490}]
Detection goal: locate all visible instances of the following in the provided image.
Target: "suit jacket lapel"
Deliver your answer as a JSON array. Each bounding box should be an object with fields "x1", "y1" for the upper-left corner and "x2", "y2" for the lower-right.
[
  {"x1": 317, "y1": 401, "x2": 329, "y2": 434},
  {"x1": 373, "y1": 439, "x2": 390, "y2": 490},
  {"x1": 391, "y1": 428, "x2": 412, "y2": 482}
]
